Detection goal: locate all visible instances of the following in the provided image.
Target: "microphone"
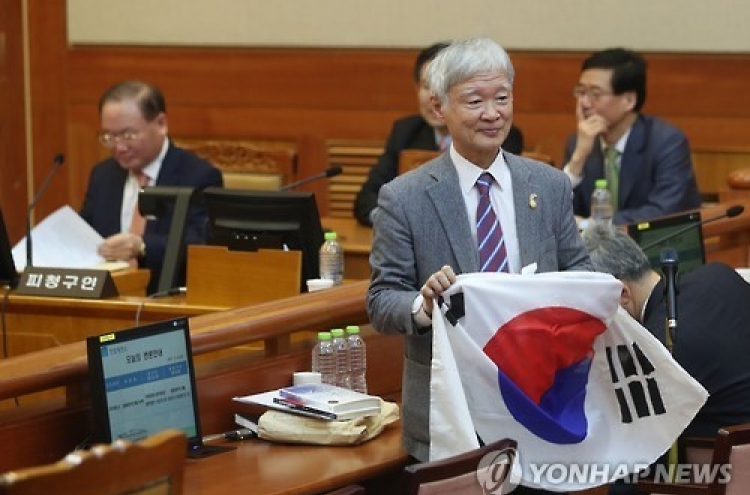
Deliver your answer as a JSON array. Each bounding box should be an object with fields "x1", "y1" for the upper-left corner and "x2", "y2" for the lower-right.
[
  {"x1": 641, "y1": 205, "x2": 745, "y2": 251},
  {"x1": 660, "y1": 248, "x2": 679, "y2": 348},
  {"x1": 26, "y1": 153, "x2": 65, "y2": 268},
  {"x1": 279, "y1": 166, "x2": 343, "y2": 192}
]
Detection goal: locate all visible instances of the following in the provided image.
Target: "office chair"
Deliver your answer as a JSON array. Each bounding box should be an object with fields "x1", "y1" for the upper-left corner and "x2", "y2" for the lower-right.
[
  {"x1": 636, "y1": 422, "x2": 750, "y2": 495},
  {"x1": 398, "y1": 437, "x2": 517, "y2": 495},
  {"x1": 398, "y1": 149, "x2": 440, "y2": 175},
  {"x1": 0, "y1": 429, "x2": 187, "y2": 495}
]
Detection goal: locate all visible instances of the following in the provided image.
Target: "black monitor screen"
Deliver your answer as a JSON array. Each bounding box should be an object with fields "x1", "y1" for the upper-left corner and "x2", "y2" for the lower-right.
[
  {"x1": 0, "y1": 209, "x2": 19, "y2": 288},
  {"x1": 86, "y1": 318, "x2": 203, "y2": 452},
  {"x1": 202, "y1": 187, "x2": 325, "y2": 291},
  {"x1": 628, "y1": 210, "x2": 706, "y2": 274}
]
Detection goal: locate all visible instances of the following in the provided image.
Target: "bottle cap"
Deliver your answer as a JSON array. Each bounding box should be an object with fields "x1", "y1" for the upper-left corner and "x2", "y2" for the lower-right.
[
  {"x1": 324, "y1": 231, "x2": 337, "y2": 241},
  {"x1": 330, "y1": 328, "x2": 345, "y2": 337},
  {"x1": 345, "y1": 325, "x2": 360, "y2": 334},
  {"x1": 595, "y1": 178, "x2": 608, "y2": 189},
  {"x1": 317, "y1": 331, "x2": 332, "y2": 340}
]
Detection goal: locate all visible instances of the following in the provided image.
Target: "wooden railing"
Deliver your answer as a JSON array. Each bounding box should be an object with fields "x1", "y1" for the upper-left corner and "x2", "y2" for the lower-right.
[{"x1": 0, "y1": 281, "x2": 371, "y2": 401}]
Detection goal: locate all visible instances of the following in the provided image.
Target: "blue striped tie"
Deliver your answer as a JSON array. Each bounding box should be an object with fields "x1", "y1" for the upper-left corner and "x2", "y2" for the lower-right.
[{"x1": 476, "y1": 172, "x2": 508, "y2": 272}]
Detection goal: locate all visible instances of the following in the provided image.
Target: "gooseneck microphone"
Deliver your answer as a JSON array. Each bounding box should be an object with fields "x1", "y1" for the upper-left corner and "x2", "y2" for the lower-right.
[
  {"x1": 660, "y1": 248, "x2": 679, "y2": 349},
  {"x1": 26, "y1": 153, "x2": 65, "y2": 268},
  {"x1": 279, "y1": 166, "x2": 343, "y2": 192},
  {"x1": 641, "y1": 205, "x2": 745, "y2": 251}
]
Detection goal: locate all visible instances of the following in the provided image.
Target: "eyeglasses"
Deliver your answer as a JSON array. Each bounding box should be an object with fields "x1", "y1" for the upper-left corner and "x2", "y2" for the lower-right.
[
  {"x1": 98, "y1": 130, "x2": 142, "y2": 148},
  {"x1": 573, "y1": 86, "x2": 613, "y2": 101}
]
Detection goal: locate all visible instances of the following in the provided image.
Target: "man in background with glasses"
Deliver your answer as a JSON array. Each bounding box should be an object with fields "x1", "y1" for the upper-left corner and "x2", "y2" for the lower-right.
[
  {"x1": 80, "y1": 80, "x2": 223, "y2": 294},
  {"x1": 562, "y1": 48, "x2": 700, "y2": 226}
]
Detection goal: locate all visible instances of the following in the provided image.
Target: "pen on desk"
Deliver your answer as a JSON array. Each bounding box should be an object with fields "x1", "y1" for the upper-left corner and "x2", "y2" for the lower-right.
[{"x1": 202, "y1": 428, "x2": 257, "y2": 443}]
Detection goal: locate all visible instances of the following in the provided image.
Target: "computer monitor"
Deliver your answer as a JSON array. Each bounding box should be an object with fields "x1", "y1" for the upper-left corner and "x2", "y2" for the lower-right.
[
  {"x1": 0, "y1": 209, "x2": 19, "y2": 289},
  {"x1": 628, "y1": 210, "x2": 706, "y2": 274},
  {"x1": 86, "y1": 317, "x2": 231, "y2": 458},
  {"x1": 202, "y1": 187, "x2": 325, "y2": 291}
]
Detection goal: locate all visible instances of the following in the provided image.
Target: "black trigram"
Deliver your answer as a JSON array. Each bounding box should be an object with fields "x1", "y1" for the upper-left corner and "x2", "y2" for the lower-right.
[
  {"x1": 441, "y1": 292, "x2": 465, "y2": 326},
  {"x1": 605, "y1": 343, "x2": 666, "y2": 424}
]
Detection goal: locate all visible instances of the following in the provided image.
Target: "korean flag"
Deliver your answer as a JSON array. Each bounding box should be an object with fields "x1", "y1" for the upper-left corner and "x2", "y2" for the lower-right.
[{"x1": 429, "y1": 271, "x2": 707, "y2": 492}]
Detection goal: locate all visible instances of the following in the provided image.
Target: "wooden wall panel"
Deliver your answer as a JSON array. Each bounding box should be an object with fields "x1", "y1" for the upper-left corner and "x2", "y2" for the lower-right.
[
  {"x1": 0, "y1": 0, "x2": 29, "y2": 243},
  {"x1": 60, "y1": 46, "x2": 750, "y2": 216},
  {"x1": 26, "y1": 0, "x2": 68, "y2": 230}
]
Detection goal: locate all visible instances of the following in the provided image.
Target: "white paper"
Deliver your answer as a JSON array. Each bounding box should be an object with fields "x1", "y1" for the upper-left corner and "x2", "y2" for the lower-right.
[{"x1": 12, "y1": 205, "x2": 108, "y2": 271}]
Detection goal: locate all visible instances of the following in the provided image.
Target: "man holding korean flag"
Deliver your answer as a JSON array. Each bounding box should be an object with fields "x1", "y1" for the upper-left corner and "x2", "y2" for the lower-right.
[{"x1": 366, "y1": 35, "x2": 706, "y2": 495}]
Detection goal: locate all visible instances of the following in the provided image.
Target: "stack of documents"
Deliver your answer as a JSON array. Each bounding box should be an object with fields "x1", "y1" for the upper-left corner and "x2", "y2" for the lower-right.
[
  {"x1": 13, "y1": 205, "x2": 127, "y2": 272},
  {"x1": 234, "y1": 384, "x2": 381, "y2": 421}
]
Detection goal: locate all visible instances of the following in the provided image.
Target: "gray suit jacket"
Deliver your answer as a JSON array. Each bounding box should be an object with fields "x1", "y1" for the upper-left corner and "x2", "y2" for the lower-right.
[{"x1": 366, "y1": 152, "x2": 591, "y2": 461}]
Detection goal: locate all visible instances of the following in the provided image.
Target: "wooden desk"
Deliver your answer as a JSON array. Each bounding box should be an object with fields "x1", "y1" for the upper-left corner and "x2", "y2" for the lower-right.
[
  {"x1": 701, "y1": 202, "x2": 750, "y2": 267},
  {"x1": 110, "y1": 268, "x2": 151, "y2": 296},
  {"x1": 184, "y1": 426, "x2": 406, "y2": 495},
  {"x1": 321, "y1": 217, "x2": 372, "y2": 280}
]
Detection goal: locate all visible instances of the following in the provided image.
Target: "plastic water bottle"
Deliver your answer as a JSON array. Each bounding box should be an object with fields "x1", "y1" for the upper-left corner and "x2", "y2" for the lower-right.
[
  {"x1": 590, "y1": 178, "x2": 613, "y2": 225},
  {"x1": 330, "y1": 328, "x2": 351, "y2": 389},
  {"x1": 319, "y1": 231, "x2": 344, "y2": 286},
  {"x1": 346, "y1": 325, "x2": 367, "y2": 394},
  {"x1": 311, "y1": 331, "x2": 336, "y2": 385}
]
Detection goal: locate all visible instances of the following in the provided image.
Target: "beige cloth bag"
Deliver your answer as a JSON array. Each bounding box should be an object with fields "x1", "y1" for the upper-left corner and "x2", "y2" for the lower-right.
[{"x1": 258, "y1": 399, "x2": 399, "y2": 445}]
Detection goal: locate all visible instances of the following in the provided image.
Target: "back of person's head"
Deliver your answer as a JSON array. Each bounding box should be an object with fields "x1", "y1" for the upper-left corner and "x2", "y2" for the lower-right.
[
  {"x1": 582, "y1": 223, "x2": 652, "y2": 282},
  {"x1": 413, "y1": 42, "x2": 451, "y2": 83},
  {"x1": 98, "y1": 80, "x2": 166, "y2": 121},
  {"x1": 582, "y1": 48, "x2": 647, "y2": 112},
  {"x1": 426, "y1": 36, "x2": 515, "y2": 104}
]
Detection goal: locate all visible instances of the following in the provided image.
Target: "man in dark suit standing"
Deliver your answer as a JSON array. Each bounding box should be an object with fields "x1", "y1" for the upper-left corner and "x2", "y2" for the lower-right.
[
  {"x1": 563, "y1": 48, "x2": 701, "y2": 225},
  {"x1": 80, "y1": 80, "x2": 223, "y2": 294},
  {"x1": 354, "y1": 42, "x2": 523, "y2": 226}
]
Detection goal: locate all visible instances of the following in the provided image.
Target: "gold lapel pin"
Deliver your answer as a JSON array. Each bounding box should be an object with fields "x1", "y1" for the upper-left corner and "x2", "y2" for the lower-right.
[{"x1": 529, "y1": 193, "x2": 538, "y2": 209}]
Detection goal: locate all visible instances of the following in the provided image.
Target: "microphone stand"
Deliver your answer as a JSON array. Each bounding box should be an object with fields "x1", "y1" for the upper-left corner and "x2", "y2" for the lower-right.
[
  {"x1": 660, "y1": 248, "x2": 679, "y2": 351},
  {"x1": 641, "y1": 205, "x2": 745, "y2": 252},
  {"x1": 26, "y1": 154, "x2": 65, "y2": 268},
  {"x1": 279, "y1": 167, "x2": 343, "y2": 192},
  {"x1": 660, "y1": 247, "x2": 679, "y2": 481}
]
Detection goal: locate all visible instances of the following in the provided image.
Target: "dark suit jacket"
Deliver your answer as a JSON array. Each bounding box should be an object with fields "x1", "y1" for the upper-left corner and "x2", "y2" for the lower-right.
[
  {"x1": 353, "y1": 114, "x2": 524, "y2": 226},
  {"x1": 367, "y1": 152, "x2": 590, "y2": 461},
  {"x1": 80, "y1": 141, "x2": 223, "y2": 294},
  {"x1": 643, "y1": 263, "x2": 750, "y2": 438},
  {"x1": 564, "y1": 114, "x2": 701, "y2": 225}
]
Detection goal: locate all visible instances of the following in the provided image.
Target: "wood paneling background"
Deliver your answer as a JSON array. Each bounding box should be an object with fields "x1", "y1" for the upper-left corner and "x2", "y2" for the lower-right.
[
  {"x1": 64, "y1": 48, "x2": 750, "y2": 218},
  {"x1": 3, "y1": 0, "x2": 750, "y2": 242},
  {"x1": 0, "y1": 0, "x2": 28, "y2": 241}
]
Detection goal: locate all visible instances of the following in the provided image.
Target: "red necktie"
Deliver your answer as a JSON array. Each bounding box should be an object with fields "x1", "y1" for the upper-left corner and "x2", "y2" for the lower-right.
[
  {"x1": 476, "y1": 172, "x2": 508, "y2": 272},
  {"x1": 128, "y1": 171, "x2": 149, "y2": 236}
]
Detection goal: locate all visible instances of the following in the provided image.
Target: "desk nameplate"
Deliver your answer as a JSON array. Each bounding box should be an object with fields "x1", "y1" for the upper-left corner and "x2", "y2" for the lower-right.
[{"x1": 15, "y1": 267, "x2": 118, "y2": 299}]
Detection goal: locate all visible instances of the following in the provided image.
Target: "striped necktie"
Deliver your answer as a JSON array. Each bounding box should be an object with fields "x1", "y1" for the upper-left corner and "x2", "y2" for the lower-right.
[{"x1": 476, "y1": 172, "x2": 508, "y2": 272}]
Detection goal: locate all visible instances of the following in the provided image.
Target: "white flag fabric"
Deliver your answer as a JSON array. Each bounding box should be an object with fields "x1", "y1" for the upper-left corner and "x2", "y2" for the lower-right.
[{"x1": 429, "y1": 271, "x2": 708, "y2": 492}]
